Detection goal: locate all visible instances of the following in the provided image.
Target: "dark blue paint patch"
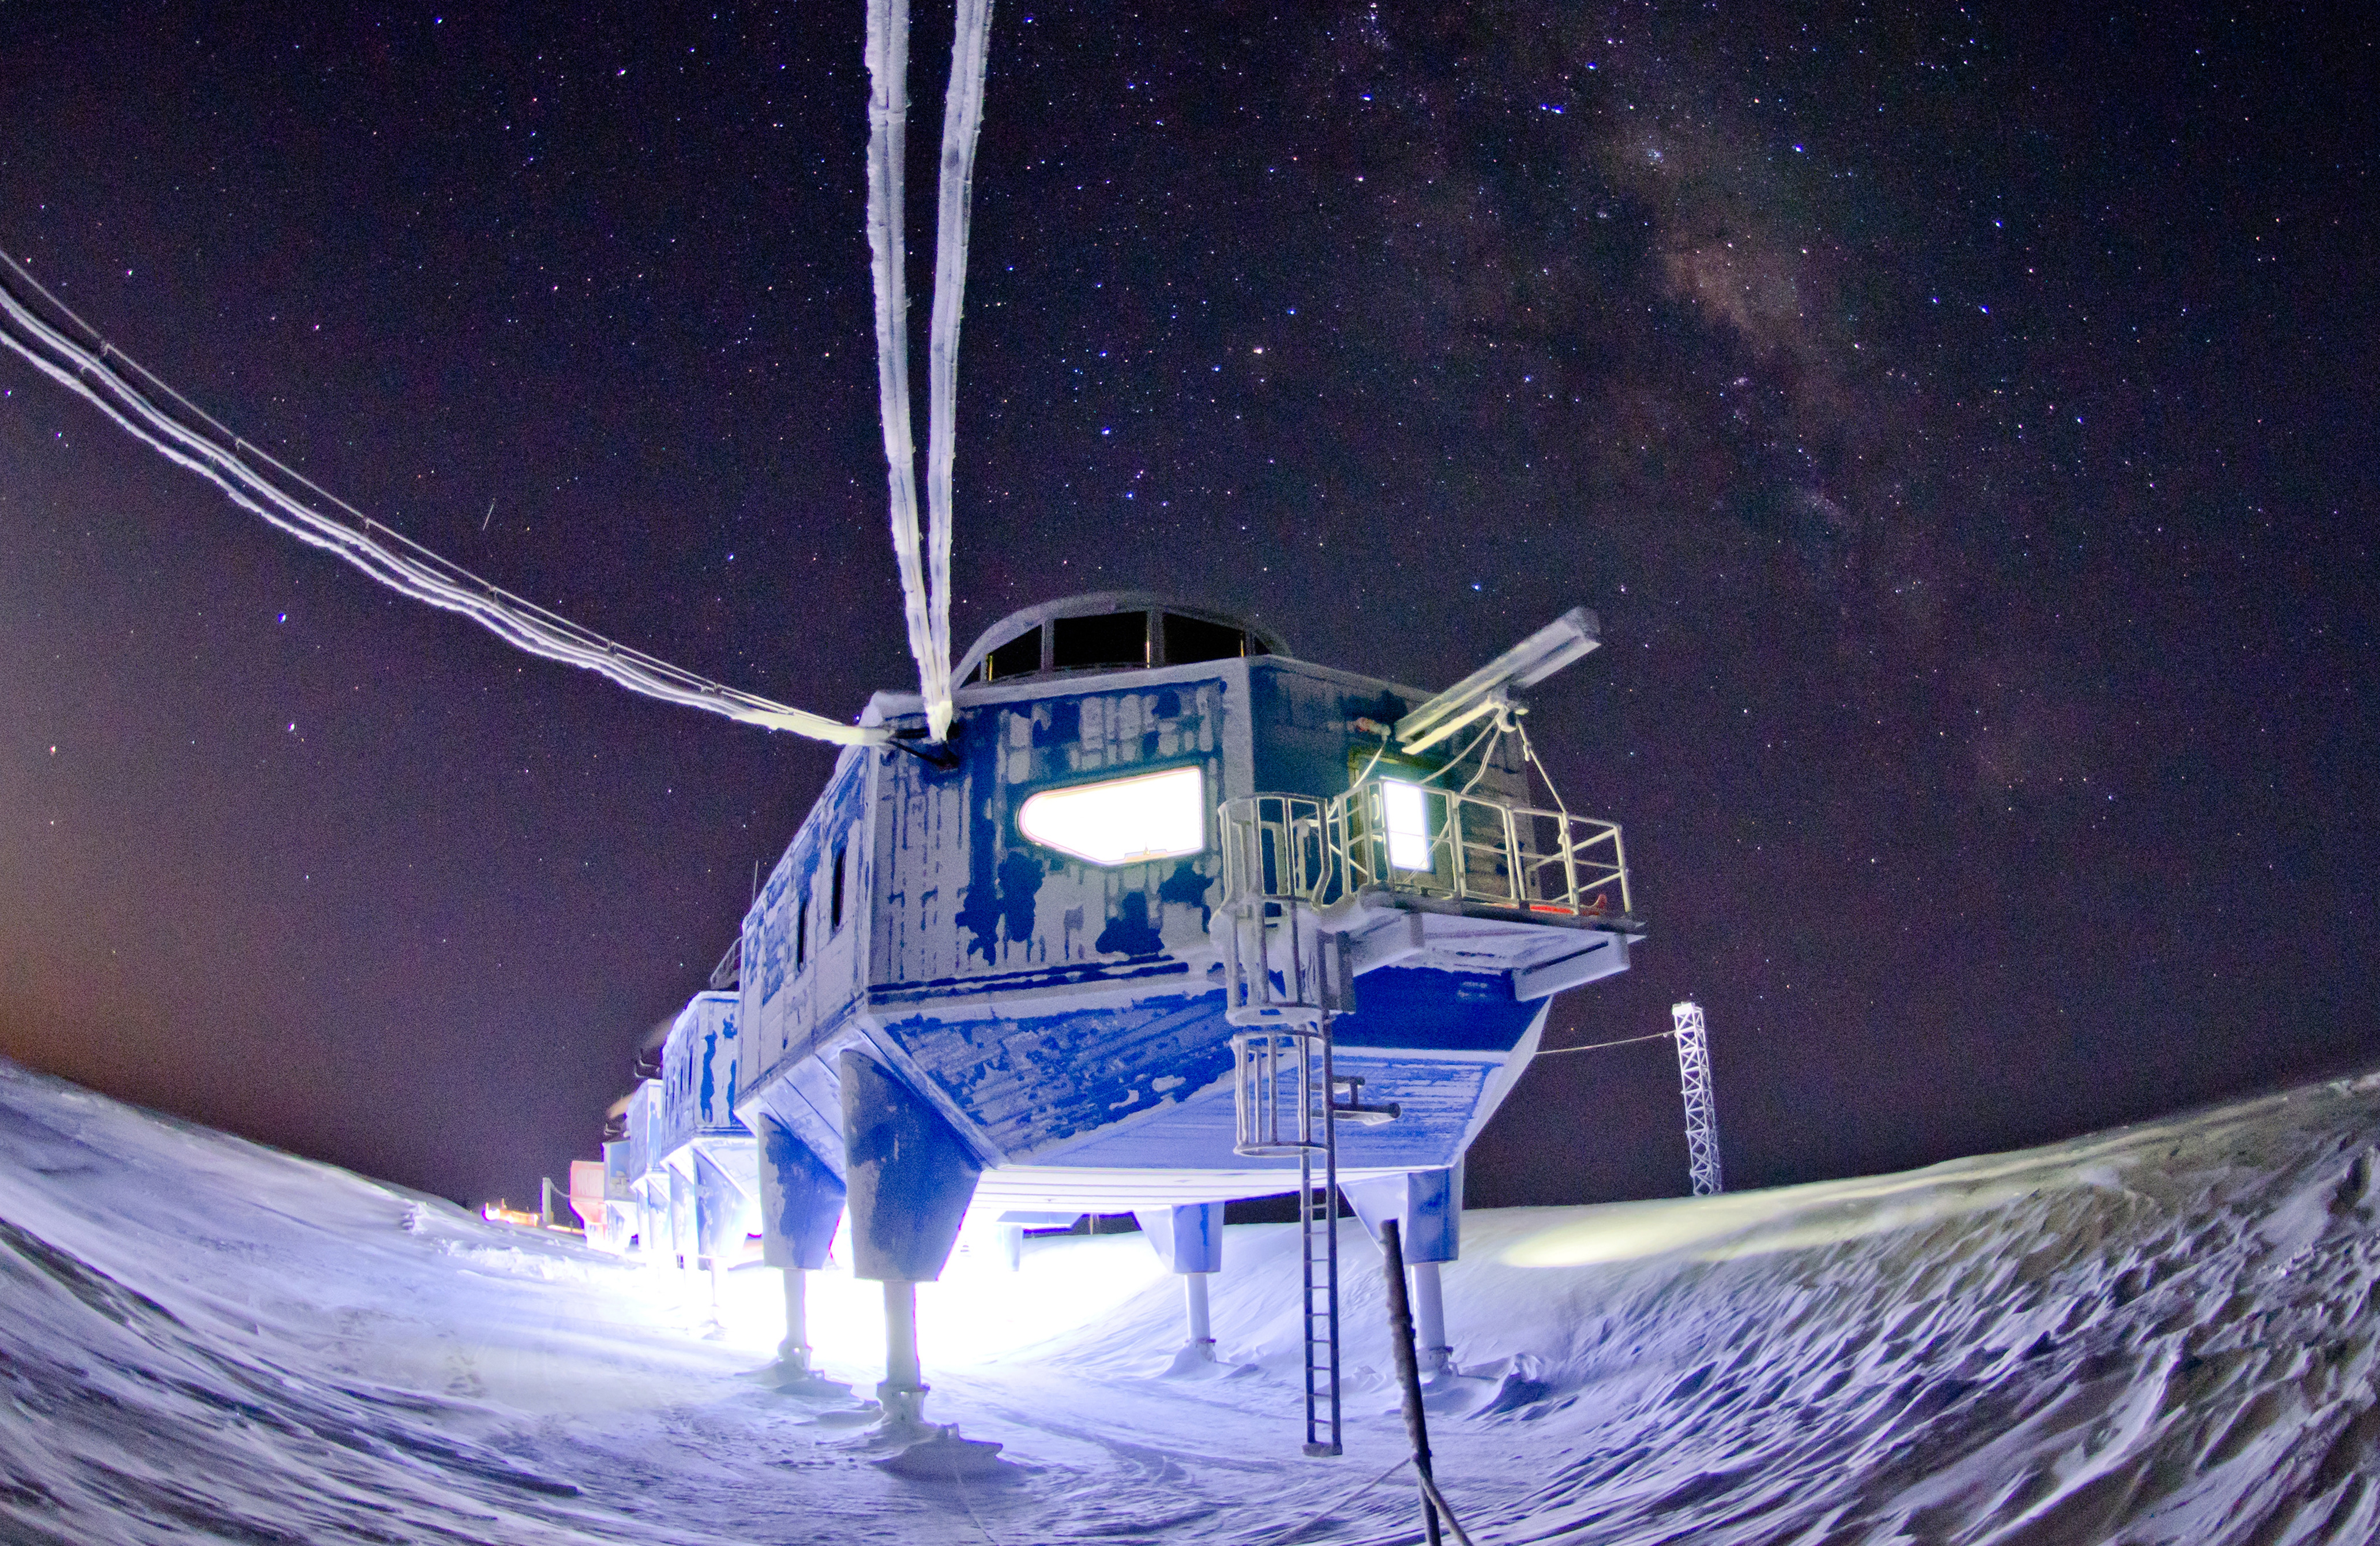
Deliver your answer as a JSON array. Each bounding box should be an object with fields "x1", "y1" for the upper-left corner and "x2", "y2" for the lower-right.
[
  {"x1": 997, "y1": 849, "x2": 1045, "y2": 945},
  {"x1": 1332, "y1": 966, "x2": 1538, "y2": 1053},
  {"x1": 1159, "y1": 858, "x2": 1213, "y2": 930},
  {"x1": 953, "y1": 714, "x2": 1009, "y2": 962},
  {"x1": 1095, "y1": 891, "x2": 1163, "y2": 955},
  {"x1": 758, "y1": 1117, "x2": 847, "y2": 1270}
]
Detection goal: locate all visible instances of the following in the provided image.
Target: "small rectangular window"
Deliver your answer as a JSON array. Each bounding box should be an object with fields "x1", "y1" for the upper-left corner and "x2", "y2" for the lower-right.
[
  {"x1": 1051, "y1": 610, "x2": 1150, "y2": 671},
  {"x1": 830, "y1": 845, "x2": 847, "y2": 931},
  {"x1": 795, "y1": 891, "x2": 809, "y2": 970}
]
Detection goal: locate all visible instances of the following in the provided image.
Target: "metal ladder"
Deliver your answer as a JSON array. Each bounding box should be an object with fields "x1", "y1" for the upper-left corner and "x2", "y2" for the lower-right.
[
  {"x1": 1217, "y1": 795, "x2": 1352, "y2": 1455},
  {"x1": 1296, "y1": 1016, "x2": 1342, "y2": 1456},
  {"x1": 1229, "y1": 1012, "x2": 1343, "y2": 1456}
]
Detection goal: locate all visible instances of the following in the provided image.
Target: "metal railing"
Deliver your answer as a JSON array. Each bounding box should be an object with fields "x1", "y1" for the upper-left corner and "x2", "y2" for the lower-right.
[{"x1": 1215, "y1": 779, "x2": 1630, "y2": 920}]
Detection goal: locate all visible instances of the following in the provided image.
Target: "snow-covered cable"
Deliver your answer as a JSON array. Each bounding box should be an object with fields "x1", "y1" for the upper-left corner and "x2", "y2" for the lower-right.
[
  {"x1": 862, "y1": 0, "x2": 943, "y2": 738},
  {"x1": 865, "y1": 0, "x2": 992, "y2": 744},
  {"x1": 0, "y1": 252, "x2": 883, "y2": 747},
  {"x1": 921, "y1": 0, "x2": 995, "y2": 742}
]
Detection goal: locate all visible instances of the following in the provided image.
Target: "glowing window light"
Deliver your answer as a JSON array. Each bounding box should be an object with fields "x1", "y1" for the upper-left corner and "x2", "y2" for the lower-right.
[
  {"x1": 1383, "y1": 780, "x2": 1433, "y2": 871},
  {"x1": 1018, "y1": 766, "x2": 1206, "y2": 866}
]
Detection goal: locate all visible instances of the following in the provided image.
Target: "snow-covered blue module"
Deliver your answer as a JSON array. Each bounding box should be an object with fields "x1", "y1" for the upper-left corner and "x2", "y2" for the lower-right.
[{"x1": 600, "y1": 592, "x2": 1643, "y2": 1459}]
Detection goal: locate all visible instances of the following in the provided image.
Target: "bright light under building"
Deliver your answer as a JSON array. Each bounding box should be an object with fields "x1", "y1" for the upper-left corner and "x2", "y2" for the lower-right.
[
  {"x1": 1383, "y1": 780, "x2": 1433, "y2": 871},
  {"x1": 1018, "y1": 765, "x2": 1207, "y2": 866}
]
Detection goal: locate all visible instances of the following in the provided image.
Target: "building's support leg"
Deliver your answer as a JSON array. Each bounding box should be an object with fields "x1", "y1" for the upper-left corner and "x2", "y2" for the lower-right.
[
  {"x1": 755, "y1": 1117, "x2": 846, "y2": 1379},
  {"x1": 881, "y1": 1279, "x2": 925, "y2": 1425},
  {"x1": 692, "y1": 1148, "x2": 746, "y2": 1335},
  {"x1": 1133, "y1": 1201, "x2": 1225, "y2": 1363},
  {"x1": 1410, "y1": 1260, "x2": 1450, "y2": 1376},
  {"x1": 780, "y1": 1261, "x2": 809, "y2": 1366},
  {"x1": 1345, "y1": 1165, "x2": 1463, "y2": 1376},
  {"x1": 672, "y1": 1169, "x2": 697, "y2": 1272},
  {"x1": 839, "y1": 1049, "x2": 986, "y2": 1443}
]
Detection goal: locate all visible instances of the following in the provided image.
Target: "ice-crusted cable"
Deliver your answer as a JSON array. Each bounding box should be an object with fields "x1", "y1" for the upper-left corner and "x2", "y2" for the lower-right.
[
  {"x1": 864, "y1": 0, "x2": 942, "y2": 741},
  {"x1": 0, "y1": 252, "x2": 882, "y2": 746},
  {"x1": 922, "y1": 0, "x2": 994, "y2": 742},
  {"x1": 867, "y1": 0, "x2": 992, "y2": 744}
]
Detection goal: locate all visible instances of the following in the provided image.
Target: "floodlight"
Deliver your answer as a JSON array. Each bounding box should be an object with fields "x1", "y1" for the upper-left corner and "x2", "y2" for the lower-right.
[{"x1": 1394, "y1": 606, "x2": 1601, "y2": 755}]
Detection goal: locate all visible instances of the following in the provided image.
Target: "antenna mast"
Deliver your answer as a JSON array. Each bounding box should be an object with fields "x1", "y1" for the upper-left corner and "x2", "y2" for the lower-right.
[{"x1": 1672, "y1": 1000, "x2": 1723, "y2": 1196}]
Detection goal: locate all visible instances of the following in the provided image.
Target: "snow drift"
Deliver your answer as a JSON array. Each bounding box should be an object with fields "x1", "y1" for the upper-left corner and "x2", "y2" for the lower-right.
[{"x1": 4, "y1": 1054, "x2": 2379, "y2": 1544}]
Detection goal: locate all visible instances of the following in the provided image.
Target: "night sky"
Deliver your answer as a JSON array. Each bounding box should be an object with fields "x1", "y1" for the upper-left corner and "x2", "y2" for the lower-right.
[{"x1": 1, "y1": 5, "x2": 2373, "y2": 1211}]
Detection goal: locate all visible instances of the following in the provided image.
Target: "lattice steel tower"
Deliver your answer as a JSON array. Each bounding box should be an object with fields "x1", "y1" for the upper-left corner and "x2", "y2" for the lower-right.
[{"x1": 1672, "y1": 1000, "x2": 1723, "y2": 1196}]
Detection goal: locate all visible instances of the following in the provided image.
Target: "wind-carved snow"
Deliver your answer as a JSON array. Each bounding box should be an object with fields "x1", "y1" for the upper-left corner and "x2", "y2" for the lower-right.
[{"x1": 5, "y1": 1055, "x2": 2380, "y2": 1544}]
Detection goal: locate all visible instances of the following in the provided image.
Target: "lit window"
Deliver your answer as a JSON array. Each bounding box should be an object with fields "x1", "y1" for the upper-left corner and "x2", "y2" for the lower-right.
[
  {"x1": 1018, "y1": 766, "x2": 1206, "y2": 866},
  {"x1": 1383, "y1": 780, "x2": 1433, "y2": 872}
]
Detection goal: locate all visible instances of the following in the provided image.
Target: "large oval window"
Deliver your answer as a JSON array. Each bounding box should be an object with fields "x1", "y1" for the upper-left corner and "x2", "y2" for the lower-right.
[{"x1": 1017, "y1": 766, "x2": 1206, "y2": 866}]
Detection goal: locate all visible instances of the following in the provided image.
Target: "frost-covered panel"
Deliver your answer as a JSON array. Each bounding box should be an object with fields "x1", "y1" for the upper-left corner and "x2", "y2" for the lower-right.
[
  {"x1": 874, "y1": 986, "x2": 1236, "y2": 1162},
  {"x1": 1245, "y1": 656, "x2": 1530, "y2": 804},
  {"x1": 622, "y1": 1079, "x2": 662, "y2": 1183},
  {"x1": 1246, "y1": 658, "x2": 1420, "y2": 798},
  {"x1": 874, "y1": 672, "x2": 1238, "y2": 997},
  {"x1": 659, "y1": 992, "x2": 744, "y2": 1160},
  {"x1": 1038, "y1": 1051, "x2": 1493, "y2": 1174},
  {"x1": 737, "y1": 749, "x2": 874, "y2": 1108}
]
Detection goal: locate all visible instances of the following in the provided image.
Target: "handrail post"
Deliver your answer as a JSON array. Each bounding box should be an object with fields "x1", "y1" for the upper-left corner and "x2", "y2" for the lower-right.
[{"x1": 1499, "y1": 802, "x2": 1521, "y2": 909}]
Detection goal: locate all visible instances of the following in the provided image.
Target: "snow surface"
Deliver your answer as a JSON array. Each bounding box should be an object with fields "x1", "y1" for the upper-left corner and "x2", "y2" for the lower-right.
[{"x1": 6, "y1": 1056, "x2": 2380, "y2": 1544}]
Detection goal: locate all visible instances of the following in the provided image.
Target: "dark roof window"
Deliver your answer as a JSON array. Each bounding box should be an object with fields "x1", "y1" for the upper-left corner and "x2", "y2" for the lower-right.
[
  {"x1": 956, "y1": 594, "x2": 1289, "y2": 685},
  {"x1": 1163, "y1": 611, "x2": 1245, "y2": 666},
  {"x1": 984, "y1": 629, "x2": 1042, "y2": 681},
  {"x1": 1050, "y1": 611, "x2": 1150, "y2": 672}
]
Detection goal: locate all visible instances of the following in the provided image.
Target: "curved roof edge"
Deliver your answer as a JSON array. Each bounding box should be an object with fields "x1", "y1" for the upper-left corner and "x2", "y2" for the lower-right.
[{"x1": 953, "y1": 591, "x2": 1290, "y2": 685}]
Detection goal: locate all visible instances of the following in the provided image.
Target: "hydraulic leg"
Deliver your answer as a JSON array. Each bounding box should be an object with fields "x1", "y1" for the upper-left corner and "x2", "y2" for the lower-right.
[
  {"x1": 753, "y1": 1116, "x2": 847, "y2": 1376},
  {"x1": 1133, "y1": 1201, "x2": 1226, "y2": 1361},
  {"x1": 1184, "y1": 1272, "x2": 1212, "y2": 1348},
  {"x1": 839, "y1": 1050, "x2": 982, "y2": 1430},
  {"x1": 780, "y1": 1264, "x2": 813, "y2": 1371},
  {"x1": 1345, "y1": 1165, "x2": 1463, "y2": 1376},
  {"x1": 1410, "y1": 1260, "x2": 1450, "y2": 1375},
  {"x1": 880, "y1": 1279, "x2": 926, "y2": 1426}
]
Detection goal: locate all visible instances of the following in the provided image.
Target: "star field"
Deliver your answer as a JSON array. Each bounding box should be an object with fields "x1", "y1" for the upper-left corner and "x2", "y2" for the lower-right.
[{"x1": 0, "y1": 3, "x2": 2373, "y2": 1206}]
